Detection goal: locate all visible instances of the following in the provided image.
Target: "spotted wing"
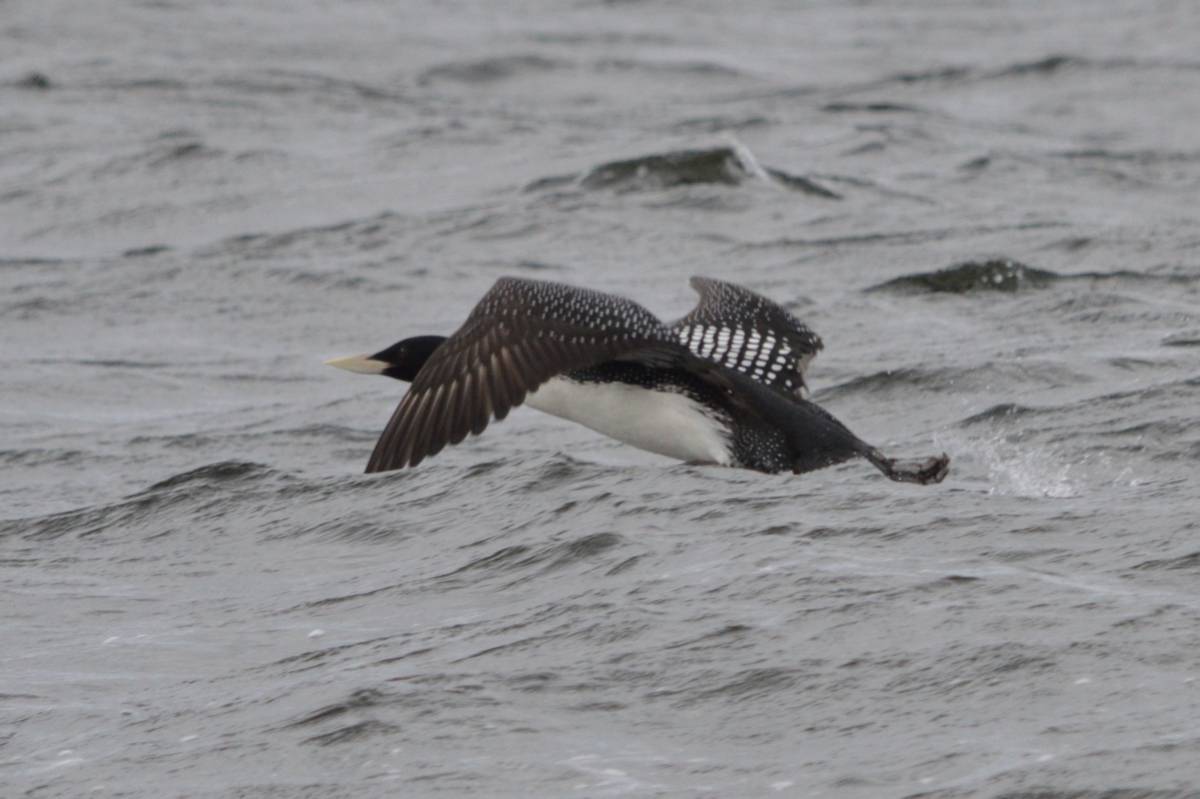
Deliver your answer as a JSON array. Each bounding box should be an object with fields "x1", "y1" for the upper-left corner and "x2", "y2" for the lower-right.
[
  {"x1": 671, "y1": 276, "x2": 823, "y2": 398},
  {"x1": 366, "y1": 277, "x2": 672, "y2": 472}
]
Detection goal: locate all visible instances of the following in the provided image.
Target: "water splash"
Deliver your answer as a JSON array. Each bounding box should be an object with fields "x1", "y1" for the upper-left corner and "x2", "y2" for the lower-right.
[{"x1": 935, "y1": 430, "x2": 1078, "y2": 498}]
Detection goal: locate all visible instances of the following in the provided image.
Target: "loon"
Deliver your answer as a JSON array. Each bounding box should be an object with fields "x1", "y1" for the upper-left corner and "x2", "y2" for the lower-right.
[{"x1": 326, "y1": 276, "x2": 949, "y2": 484}]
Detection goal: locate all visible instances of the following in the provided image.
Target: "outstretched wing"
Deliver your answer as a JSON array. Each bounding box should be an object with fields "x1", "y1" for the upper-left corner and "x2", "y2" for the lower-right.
[
  {"x1": 671, "y1": 276, "x2": 823, "y2": 398},
  {"x1": 366, "y1": 277, "x2": 673, "y2": 472}
]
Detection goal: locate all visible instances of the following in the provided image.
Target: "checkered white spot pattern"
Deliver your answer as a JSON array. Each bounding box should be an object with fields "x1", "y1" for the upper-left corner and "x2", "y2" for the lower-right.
[{"x1": 671, "y1": 277, "x2": 822, "y2": 398}]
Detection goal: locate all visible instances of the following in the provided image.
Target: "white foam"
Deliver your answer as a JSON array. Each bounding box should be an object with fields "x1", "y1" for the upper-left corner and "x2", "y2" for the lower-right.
[
  {"x1": 934, "y1": 430, "x2": 1077, "y2": 498},
  {"x1": 724, "y1": 136, "x2": 773, "y2": 183},
  {"x1": 564, "y1": 754, "x2": 659, "y2": 793}
]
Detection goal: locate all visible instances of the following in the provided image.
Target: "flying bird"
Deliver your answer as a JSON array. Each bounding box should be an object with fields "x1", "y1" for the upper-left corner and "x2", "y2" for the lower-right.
[{"x1": 326, "y1": 276, "x2": 949, "y2": 484}]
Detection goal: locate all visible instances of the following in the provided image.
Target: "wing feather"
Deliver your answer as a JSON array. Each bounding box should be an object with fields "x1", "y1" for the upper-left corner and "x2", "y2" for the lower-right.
[
  {"x1": 671, "y1": 276, "x2": 823, "y2": 398},
  {"x1": 366, "y1": 277, "x2": 671, "y2": 472}
]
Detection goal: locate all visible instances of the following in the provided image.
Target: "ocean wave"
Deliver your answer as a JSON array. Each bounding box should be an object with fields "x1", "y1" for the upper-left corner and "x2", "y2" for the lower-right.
[
  {"x1": 204, "y1": 210, "x2": 407, "y2": 261},
  {"x1": 526, "y1": 145, "x2": 840, "y2": 197},
  {"x1": 594, "y1": 58, "x2": 745, "y2": 78},
  {"x1": 87, "y1": 140, "x2": 228, "y2": 179},
  {"x1": 739, "y1": 222, "x2": 1060, "y2": 251},
  {"x1": 866, "y1": 259, "x2": 1200, "y2": 294},
  {"x1": 1162, "y1": 331, "x2": 1200, "y2": 347},
  {"x1": 94, "y1": 69, "x2": 405, "y2": 103},
  {"x1": 213, "y1": 68, "x2": 405, "y2": 102},
  {"x1": 668, "y1": 115, "x2": 770, "y2": 134},
  {"x1": 993, "y1": 790, "x2": 1197, "y2": 799},
  {"x1": 142, "y1": 460, "x2": 276, "y2": 492},
  {"x1": 302, "y1": 719, "x2": 401, "y2": 746},
  {"x1": 817, "y1": 360, "x2": 1086, "y2": 401},
  {"x1": 878, "y1": 53, "x2": 1200, "y2": 88},
  {"x1": 11, "y1": 71, "x2": 52, "y2": 90},
  {"x1": 821, "y1": 101, "x2": 925, "y2": 113},
  {"x1": 0, "y1": 447, "x2": 90, "y2": 467},
  {"x1": 866, "y1": 259, "x2": 1058, "y2": 294},
  {"x1": 1052, "y1": 148, "x2": 1200, "y2": 165},
  {"x1": 0, "y1": 461, "x2": 282, "y2": 541},
  {"x1": 1131, "y1": 551, "x2": 1200, "y2": 572},
  {"x1": 438, "y1": 532, "x2": 629, "y2": 585},
  {"x1": 284, "y1": 688, "x2": 388, "y2": 728},
  {"x1": 956, "y1": 404, "x2": 1044, "y2": 426},
  {"x1": 418, "y1": 55, "x2": 567, "y2": 85}
]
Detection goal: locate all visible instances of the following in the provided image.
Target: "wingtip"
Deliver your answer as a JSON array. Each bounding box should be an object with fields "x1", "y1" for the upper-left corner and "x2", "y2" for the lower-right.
[{"x1": 364, "y1": 455, "x2": 401, "y2": 474}]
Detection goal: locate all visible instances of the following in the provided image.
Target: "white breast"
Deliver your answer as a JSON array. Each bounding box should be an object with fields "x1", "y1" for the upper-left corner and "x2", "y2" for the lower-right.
[{"x1": 524, "y1": 377, "x2": 732, "y2": 465}]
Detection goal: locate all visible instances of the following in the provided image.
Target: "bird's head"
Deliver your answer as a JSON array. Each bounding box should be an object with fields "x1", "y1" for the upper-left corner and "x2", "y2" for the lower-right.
[{"x1": 324, "y1": 335, "x2": 446, "y2": 383}]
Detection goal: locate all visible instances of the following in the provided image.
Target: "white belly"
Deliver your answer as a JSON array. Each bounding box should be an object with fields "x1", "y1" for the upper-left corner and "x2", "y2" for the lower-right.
[{"x1": 524, "y1": 377, "x2": 732, "y2": 465}]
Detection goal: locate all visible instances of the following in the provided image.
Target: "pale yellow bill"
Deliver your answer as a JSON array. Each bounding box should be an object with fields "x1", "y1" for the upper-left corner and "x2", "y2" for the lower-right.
[{"x1": 323, "y1": 354, "x2": 388, "y2": 375}]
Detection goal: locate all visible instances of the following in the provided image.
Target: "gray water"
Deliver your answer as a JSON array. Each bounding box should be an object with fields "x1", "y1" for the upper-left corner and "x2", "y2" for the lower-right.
[{"x1": 3, "y1": 1, "x2": 1200, "y2": 796}]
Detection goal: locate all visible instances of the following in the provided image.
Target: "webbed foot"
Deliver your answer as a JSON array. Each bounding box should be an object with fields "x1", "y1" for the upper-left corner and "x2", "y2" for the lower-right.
[{"x1": 867, "y1": 450, "x2": 950, "y2": 485}]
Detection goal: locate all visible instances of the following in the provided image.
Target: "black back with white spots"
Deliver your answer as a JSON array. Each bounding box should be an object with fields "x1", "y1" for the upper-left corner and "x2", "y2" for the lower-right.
[
  {"x1": 671, "y1": 276, "x2": 823, "y2": 398},
  {"x1": 470, "y1": 277, "x2": 671, "y2": 341}
]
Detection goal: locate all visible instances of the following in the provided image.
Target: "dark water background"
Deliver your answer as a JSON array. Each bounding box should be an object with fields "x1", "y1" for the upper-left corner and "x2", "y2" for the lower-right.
[{"x1": 3, "y1": 1, "x2": 1200, "y2": 796}]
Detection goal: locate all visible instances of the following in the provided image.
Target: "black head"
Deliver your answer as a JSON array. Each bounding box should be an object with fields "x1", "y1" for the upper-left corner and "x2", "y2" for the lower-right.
[{"x1": 368, "y1": 335, "x2": 446, "y2": 382}]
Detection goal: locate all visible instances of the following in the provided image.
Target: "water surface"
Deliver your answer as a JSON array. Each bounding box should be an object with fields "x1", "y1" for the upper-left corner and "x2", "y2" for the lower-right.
[{"x1": 3, "y1": 1, "x2": 1200, "y2": 796}]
